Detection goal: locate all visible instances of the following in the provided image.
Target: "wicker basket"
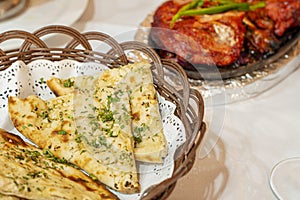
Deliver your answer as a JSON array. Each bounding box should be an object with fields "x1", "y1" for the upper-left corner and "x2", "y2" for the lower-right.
[{"x1": 0, "y1": 25, "x2": 206, "y2": 200}]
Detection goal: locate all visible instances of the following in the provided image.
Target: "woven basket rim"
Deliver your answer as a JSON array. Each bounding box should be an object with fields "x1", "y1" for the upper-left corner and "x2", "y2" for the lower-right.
[{"x1": 0, "y1": 25, "x2": 206, "y2": 200}]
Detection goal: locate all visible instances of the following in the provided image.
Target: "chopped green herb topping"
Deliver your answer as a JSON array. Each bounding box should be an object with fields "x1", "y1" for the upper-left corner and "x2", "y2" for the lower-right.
[
  {"x1": 63, "y1": 79, "x2": 74, "y2": 88},
  {"x1": 40, "y1": 77, "x2": 46, "y2": 84},
  {"x1": 57, "y1": 130, "x2": 67, "y2": 135},
  {"x1": 43, "y1": 149, "x2": 76, "y2": 168},
  {"x1": 38, "y1": 111, "x2": 49, "y2": 119},
  {"x1": 133, "y1": 135, "x2": 142, "y2": 144},
  {"x1": 98, "y1": 107, "x2": 114, "y2": 122}
]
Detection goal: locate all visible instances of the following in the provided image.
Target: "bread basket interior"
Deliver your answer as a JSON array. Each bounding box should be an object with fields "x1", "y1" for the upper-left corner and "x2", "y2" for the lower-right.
[{"x1": 0, "y1": 25, "x2": 206, "y2": 200}]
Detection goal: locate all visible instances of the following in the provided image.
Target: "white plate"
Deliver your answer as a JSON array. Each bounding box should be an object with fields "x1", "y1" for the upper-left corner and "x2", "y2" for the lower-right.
[{"x1": 0, "y1": 0, "x2": 89, "y2": 50}]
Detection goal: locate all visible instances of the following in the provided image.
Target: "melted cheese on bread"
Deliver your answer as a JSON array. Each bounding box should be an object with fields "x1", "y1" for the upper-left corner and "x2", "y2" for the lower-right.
[
  {"x1": 8, "y1": 68, "x2": 140, "y2": 194},
  {"x1": 120, "y1": 63, "x2": 167, "y2": 163},
  {"x1": 47, "y1": 62, "x2": 167, "y2": 163}
]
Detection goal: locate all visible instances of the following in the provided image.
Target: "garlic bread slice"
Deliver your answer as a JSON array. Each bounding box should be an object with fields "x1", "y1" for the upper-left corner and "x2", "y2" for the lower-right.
[
  {"x1": 0, "y1": 128, "x2": 118, "y2": 200},
  {"x1": 8, "y1": 68, "x2": 140, "y2": 193},
  {"x1": 47, "y1": 62, "x2": 167, "y2": 163},
  {"x1": 120, "y1": 63, "x2": 167, "y2": 163}
]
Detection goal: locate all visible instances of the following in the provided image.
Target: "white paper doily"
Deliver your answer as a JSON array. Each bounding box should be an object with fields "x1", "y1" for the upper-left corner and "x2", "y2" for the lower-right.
[{"x1": 0, "y1": 59, "x2": 186, "y2": 200}]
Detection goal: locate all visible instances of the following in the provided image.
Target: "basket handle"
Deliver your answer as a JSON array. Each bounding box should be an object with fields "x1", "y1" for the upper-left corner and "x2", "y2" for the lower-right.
[
  {"x1": 0, "y1": 49, "x2": 5, "y2": 56},
  {"x1": 0, "y1": 30, "x2": 48, "y2": 67},
  {"x1": 19, "y1": 25, "x2": 92, "y2": 52},
  {"x1": 66, "y1": 31, "x2": 128, "y2": 65},
  {"x1": 0, "y1": 30, "x2": 47, "y2": 49}
]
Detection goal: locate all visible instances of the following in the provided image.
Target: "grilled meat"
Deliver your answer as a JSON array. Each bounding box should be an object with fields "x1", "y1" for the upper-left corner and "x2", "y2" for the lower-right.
[
  {"x1": 265, "y1": 0, "x2": 300, "y2": 37},
  {"x1": 150, "y1": 1, "x2": 246, "y2": 67},
  {"x1": 149, "y1": 0, "x2": 300, "y2": 69}
]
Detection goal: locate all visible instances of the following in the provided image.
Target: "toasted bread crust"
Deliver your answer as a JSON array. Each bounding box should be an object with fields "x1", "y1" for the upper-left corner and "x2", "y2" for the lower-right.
[
  {"x1": 0, "y1": 128, "x2": 119, "y2": 200},
  {"x1": 47, "y1": 62, "x2": 168, "y2": 163}
]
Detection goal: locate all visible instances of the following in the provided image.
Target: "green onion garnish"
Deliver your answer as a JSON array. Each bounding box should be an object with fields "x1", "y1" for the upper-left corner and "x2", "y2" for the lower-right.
[{"x1": 170, "y1": 0, "x2": 266, "y2": 28}]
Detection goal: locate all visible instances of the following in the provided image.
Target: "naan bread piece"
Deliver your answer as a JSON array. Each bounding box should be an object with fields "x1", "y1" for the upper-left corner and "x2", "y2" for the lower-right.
[
  {"x1": 120, "y1": 63, "x2": 167, "y2": 163},
  {"x1": 0, "y1": 194, "x2": 20, "y2": 200},
  {"x1": 47, "y1": 62, "x2": 167, "y2": 163},
  {"x1": 47, "y1": 77, "x2": 75, "y2": 96},
  {"x1": 8, "y1": 69, "x2": 140, "y2": 194},
  {"x1": 0, "y1": 129, "x2": 118, "y2": 200}
]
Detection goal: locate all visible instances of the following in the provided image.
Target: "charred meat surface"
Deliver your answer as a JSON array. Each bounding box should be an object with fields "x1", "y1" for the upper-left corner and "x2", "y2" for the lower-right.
[{"x1": 150, "y1": 0, "x2": 300, "y2": 69}]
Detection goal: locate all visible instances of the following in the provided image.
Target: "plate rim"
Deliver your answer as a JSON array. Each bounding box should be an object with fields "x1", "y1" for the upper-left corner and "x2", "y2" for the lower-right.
[{"x1": 0, "y1": 0, "x2": 89, "y2": 50}]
